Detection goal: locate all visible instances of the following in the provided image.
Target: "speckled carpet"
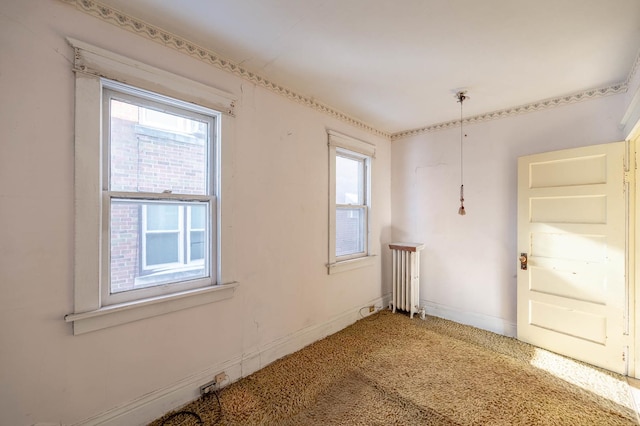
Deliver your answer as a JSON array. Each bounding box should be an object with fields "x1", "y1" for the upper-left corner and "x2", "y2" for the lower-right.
[{"x1": 150, "y1": 310, "x2": 638, "y2": 425}]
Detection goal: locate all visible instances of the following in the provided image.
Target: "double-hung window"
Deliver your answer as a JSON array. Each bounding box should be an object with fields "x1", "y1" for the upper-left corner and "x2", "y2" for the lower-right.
[
  {"x1": 327, "y1": 131, "x2": 375, "y2": 274},
  {"x1": 104, "y1": 82, "x2": 216, "y2": 304},
  {"x1": 66, "y1": 39, "x2": 237, "y2": 334},
  {"x1": 335, "y1": 150, "x2": 368, "y2": 259}
]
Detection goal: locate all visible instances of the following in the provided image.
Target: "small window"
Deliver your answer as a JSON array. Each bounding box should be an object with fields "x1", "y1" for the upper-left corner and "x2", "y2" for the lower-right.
[
  {"x1": 327, "y1": 131, "x2": 375, "y2": 274},
  {"x1": 335, "y1": 151, "x2": 368, "y2": 258},
  {"x1": 102, "y1": 81, "x2": 217, "y2": 305}
]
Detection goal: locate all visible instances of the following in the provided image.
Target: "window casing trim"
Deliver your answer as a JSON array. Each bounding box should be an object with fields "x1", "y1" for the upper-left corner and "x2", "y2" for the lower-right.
[
  {"x1": 68, "y1": 39, "x2": 237, "y2": 334},
  {"x1": 328, "y1": 130, "x2": 376, "y2": 158},
  {"x1": 64, "y1": 283, "x2": 238, "y2": 335},
  {"x1": 67, "y1": 37, "x2": 235, "y2": 117}
]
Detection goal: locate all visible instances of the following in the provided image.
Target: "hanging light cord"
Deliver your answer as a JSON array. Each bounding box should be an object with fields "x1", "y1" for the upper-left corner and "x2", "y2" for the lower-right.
[
  {"x1": 457, "y1": 91, "x2": 467, "y2": 215},
  {"x1": 460, "y1": 95, "x2": 463, "y2": 187}
]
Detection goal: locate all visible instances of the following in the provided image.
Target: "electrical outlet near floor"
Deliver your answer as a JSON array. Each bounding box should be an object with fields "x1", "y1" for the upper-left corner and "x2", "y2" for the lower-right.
[
  {"x1": 200, "y1": 371, "x2": 227, "y2": 395},
  {"x1": 369, "y1": 305, "x2": 375, "y2": 313},
  {"x1": 215, "y1": 372, "x2": 228, "y2": 385},
  {"x1": 200, "y1": 379, "x2": 216, "y2": 395}
]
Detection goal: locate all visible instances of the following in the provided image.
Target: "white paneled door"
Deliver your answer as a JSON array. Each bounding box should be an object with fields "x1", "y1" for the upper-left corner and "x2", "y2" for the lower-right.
[{"x1": 517, "y1": 142, "x2": 630, "y2": 374}]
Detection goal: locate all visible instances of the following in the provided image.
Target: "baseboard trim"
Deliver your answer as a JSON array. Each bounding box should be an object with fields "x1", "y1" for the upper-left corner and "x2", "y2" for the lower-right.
[
  {"x1": 73, "y1": 294, "x2": 390, "y2": 426},
  {"x1": 240, "y1": 295, "x2": 390, "y2": 378},
  {"x1": 421, "y1": 300, "x2": 517, "y2": 338}
]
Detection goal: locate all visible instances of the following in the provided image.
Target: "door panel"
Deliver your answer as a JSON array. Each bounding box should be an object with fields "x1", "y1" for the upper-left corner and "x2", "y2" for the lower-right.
[{"x1": 517, "y1": 142, "x2": 627, "y2": 373}]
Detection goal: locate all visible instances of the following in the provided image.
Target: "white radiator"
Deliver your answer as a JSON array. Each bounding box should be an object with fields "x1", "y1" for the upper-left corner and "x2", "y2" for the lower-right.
[{"x1": 389, "y1": 243, "x2": 425, "y2": 319}]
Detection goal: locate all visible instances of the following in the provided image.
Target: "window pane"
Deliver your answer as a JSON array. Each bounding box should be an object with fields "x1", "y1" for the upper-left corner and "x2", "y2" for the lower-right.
[
  {"x1": 336, "y1": 207, "x2": 365, "y2": 257},
  {"x1": 190, "y1": 205, "x2": 206, "y2": 229},
  {"x1": 190, "y1": 230, "x2": 205, "y2": 261},
  {"x1": 110, "y1": 199, "x2": 209, "y2": 294},
  {"x1": 336, "y1": 154, "x2": 364, "y2": 204},
  {"x1": 109, "y1": 98, "x2": 209, "y2": 195},
  {"x1": 189, "y1": 206, "x2": 206, "y2": 262},
  {"x1": 146, "y1": 232, "x2": 179, "y2": 265},
  {"x1": 139, "y1": 108, "x2": 207, "y2": 134},
  {"x1": 110, "y1": 201, "x2": 141, "y2": 294},
  {"x1": 146, "y1": 204, "x2": 179, "y2": 231}
]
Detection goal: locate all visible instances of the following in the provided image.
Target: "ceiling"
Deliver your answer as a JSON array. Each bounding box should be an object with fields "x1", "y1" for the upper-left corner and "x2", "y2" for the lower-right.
[{"x1": 94, "y1": 0, "x2": 640, "y2": 134}]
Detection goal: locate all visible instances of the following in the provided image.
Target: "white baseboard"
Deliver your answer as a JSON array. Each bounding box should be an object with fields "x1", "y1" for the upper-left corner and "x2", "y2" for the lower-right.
[
  {"x1": 422, "y1": 300, "x2": 517, "y2": 338},
  {"x1": 73, "y1": 295, "x2": 390, "y2": 426},
  {"x1": 240, "y1": 294, "x2": 390, "y2": 378}
]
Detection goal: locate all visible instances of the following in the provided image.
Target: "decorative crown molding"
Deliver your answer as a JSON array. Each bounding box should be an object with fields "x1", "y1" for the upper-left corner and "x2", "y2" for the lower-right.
[
  {"x1": 391, "y1": 83, "x2": 628, "y2": 141},
  {"x1": 61, "y1": 0, "x2": 390, "y2": 139},
  {"x1": 624, "y1": 48, "x2": 640, "y2": 87},
  {"x1": 61, "y1": 0, "x2": 635, "y2": 142}
]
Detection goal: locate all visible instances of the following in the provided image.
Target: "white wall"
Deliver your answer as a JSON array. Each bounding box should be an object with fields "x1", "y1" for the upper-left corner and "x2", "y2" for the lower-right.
[
  {"x1": 0, "y1": 1, "x2": 391, "y2": 424},
  {"x1": 391, "y1": 95, "x2": 627, "y2": 335}
]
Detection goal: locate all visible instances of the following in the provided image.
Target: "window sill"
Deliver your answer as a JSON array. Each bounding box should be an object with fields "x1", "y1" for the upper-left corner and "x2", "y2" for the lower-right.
[
  {"x1": 64, "y1": 282, "x2": 238, "y2": 335},
  {"x1": 326, "y1": 255, "x2": 376, "y2": 275}
]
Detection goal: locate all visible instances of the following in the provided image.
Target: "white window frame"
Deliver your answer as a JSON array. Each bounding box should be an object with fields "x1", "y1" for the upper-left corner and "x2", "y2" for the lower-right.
[
  {"x1": 335, "y1": 150, "x2": 368, "y2": 260},
  {"x1": 327, "y1": 130, "x2": 376, "y2": 274},
  {"x1": 103, "y1": 82, "x2": 217, "y2": 305},
  {"x1": 65, "y1": 38, "x2": 238, "y2": 335}
]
